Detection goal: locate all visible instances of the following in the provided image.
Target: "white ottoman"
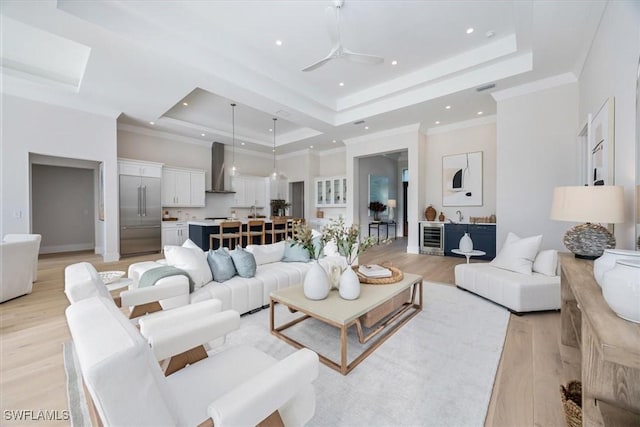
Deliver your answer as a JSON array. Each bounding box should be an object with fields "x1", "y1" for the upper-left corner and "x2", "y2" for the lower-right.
[{"x1": 454, "y1": 263, "x2": 560, "y2": 313}]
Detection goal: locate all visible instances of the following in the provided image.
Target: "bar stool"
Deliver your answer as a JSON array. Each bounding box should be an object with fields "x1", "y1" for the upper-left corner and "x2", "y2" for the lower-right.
[
  {"x1": 271, "y1": 217, "x2": 288, "y2": 243},
  {"x1": 210, "y1": 221, "x2": 242, "y2": 250},
  {"x1": 288, "y1": 218, "x2": 306, "y2": 238},
  {"x1": 245, "y1": 220, "x2": 266, "y2": 245}
]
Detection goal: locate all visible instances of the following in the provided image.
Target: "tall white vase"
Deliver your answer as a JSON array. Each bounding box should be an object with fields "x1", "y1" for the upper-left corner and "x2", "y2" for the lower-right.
[
  {"x1": 303, "y1": 260, "x2": 330, "y2": 300},
  {"x1": 339, "y1": 267, "x2": 360, "y2": 300},
  {"x1": 602, "y1": 259, "x2": 640, "y2": 323},
  {"x1": 593, "y1": 249, "x2": 640, "y2": 287},
  {"x1": 459, "y1": 232, "x2": 473, "y2": 253}
]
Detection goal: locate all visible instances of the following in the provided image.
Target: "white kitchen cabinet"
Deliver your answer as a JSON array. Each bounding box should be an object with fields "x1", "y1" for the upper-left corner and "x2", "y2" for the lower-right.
[
  {"x1": 232, "y1": 175, "x2": 268, "y2": 207},
  {"x1": 118, "y1": 159, "x2": 162, "y2": 178},
  {"x1": 162, "y1": 166, "x2": 206, "y2": 207},
  {"x1": 315, "y1": 176, "x2": 346, "y2": 207},
  {"x1": 162, "y1": 221, "x2": 188, "y2": 247}
]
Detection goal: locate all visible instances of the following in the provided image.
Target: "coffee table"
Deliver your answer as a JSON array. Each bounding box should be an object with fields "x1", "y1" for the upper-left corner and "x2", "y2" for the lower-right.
[{"x1": 270, "y1": 272, "x2": 422, "y2": 375}]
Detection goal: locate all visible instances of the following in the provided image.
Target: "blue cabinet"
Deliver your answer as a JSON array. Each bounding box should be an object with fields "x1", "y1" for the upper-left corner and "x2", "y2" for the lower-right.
[{"x1": 444, "y1": 223, "x2": 496, "y2": 260}]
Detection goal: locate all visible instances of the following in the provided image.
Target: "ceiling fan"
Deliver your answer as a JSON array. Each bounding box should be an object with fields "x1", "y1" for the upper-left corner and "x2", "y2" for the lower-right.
[{"x1": 302, "y1": 0, "x2": 384, "y2": 72}]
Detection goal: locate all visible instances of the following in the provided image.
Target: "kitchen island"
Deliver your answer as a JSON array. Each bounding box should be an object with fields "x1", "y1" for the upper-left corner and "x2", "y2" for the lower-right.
[{"x1": 189, "y1": 219, "x2": 280, "y2": 250}]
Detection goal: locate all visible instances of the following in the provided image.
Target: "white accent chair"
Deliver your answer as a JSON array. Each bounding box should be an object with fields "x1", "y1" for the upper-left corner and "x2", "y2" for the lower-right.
[
  {"x1": 66, "y1": 296, "x2": 319, "y2": 427},
  {"x1": 3, "y1": 234, "x2": 41, "y2": 281},
  {"x1": 0, "y1": 238, "x2": 40, "y2": 303},
  {"x1": 65, "y1": 262, "x2": 190, "y2": 318}
]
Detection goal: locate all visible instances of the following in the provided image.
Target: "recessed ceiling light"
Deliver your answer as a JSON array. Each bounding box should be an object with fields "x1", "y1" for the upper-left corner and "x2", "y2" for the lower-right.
[
  {"x1": 310, "y1": 145, "x2": 314, "y2": 149},
  {"x1": 364, "y1": 126, "x2": 369, "y2": 130},
  {"x1": 241, "y1": 142, "x2": 245, "y2": 145},
  {"x1": 477, "y1": 111, "x2": 483, "y2": 115},
  {"x1": 332, "y1": 139, "x2": 337, "y2": 143},
  {"x1": 435, "y1": 121, "x2": 440, "y2": 125},
  {"x1": 269, "y1": 128, "x2": 273, "y2": 132},
  {"x1": 272, "y1": 148, "x2": 275, "y2": 152},
  {"x1": 182, "y1": 102, "x2": 188, "y2": 106},
  {"x1": 486, "y1": 30, "x2": 495, "y2": 38},
  {"x1": 339, "y1": 82, "x2": 345, "y2": 87},
  {"x1": 445, "y1": 105, "x2": 451, "y2": 110},
  {"x1": 466, "y1": 27, "x2": 474, "y2": 34},
  {"x1": 201, "y1": 133, "x2": 206, "y2": 137},
  {"x1": 149, "y1": 121, "x2": 155, "y2": 125},
  {"x1": 391, "y1": 60, "x2": 398, "y2": 66},
  {"x1": 275, "y1": 40, "x2": 283, "y2": 46}
]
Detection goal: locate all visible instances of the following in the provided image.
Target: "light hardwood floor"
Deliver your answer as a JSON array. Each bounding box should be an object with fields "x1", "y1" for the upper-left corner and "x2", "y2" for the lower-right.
[{"x1": 0, "y1": 239, "x2": 567, "y2": 426}]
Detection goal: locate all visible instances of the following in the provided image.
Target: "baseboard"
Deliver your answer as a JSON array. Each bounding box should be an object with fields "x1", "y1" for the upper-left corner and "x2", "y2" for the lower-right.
[
  {"x1": 406, "y1": 245, "x2": 420, "y2": 254},
  {"x1": 40, "y1": 243, "x2": 94, "y2": 254}
]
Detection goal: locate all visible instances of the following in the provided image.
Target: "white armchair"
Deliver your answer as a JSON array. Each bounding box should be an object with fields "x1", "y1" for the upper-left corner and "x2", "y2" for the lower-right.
[
  {"x1": 3, "y1": 234, "x2": 41, "y2": 281},
  {"x1": 65, "y1": 262, "x2": 190, "y2": 318},
  {"x1": 66, "y1": 296, "x2": 319, "y2": 427},
  {"x1": 0, "y1": 238, "x2": 40, "y2": 303}
]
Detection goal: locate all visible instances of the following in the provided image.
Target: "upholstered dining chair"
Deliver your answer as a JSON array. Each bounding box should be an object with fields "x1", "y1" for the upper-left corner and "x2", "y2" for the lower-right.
[
  {"x1": 3, "y1": 234, "x2": 41, "y2": 281},
  {"x1": 210, "y1": 221, "x2": 242, "y2": 250},
  {"x1": 288, "y1": 218, "x2": 305, "y2": 239},
  {"x1": 66, "y1": 296, "x2": 319, "y2": 427},
  {"x1": 0, "y1": 238, "x2": 40, "y2": 303},
  {"x1": 246, "y1": 219, "x2": 266, "y2": 245},
  {"x1": 271, "y1": 217, "x2": 288, "y2": 243}
]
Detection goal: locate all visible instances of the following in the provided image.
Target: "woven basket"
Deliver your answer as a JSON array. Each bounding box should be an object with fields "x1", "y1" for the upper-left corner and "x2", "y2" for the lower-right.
[
  {"x1": 560, "y1": 381, "x2": 582, "y2": 427},
  {"x1": 352, "y1": 265, "x2": 403, "y2": 284}
]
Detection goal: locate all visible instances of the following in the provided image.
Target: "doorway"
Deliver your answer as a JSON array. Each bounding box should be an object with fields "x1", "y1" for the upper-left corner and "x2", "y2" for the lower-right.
[
  {"x1": 289, "y1": 181, "x2": 305, "y2": 218},
  {"x1": 403, "y1": 182, "x2": 408, "y2": 237}
]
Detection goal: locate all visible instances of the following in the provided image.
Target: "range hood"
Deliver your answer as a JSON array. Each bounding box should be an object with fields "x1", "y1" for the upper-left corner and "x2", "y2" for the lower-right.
[{"x1": 206, "y1": 142, "x2": 235, "y2": 194}]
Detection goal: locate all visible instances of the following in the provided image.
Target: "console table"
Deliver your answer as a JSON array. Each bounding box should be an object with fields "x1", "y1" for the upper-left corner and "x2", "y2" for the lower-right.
[
  {"x1": 560, "y1": 254, "x2": 640, "y2": 426},
  {"x1": 368, "y1": 221, "x2": 396, "y2": 243}
]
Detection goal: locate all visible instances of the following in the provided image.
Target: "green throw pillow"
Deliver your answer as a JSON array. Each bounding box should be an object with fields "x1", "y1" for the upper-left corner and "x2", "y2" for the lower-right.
[
  {"x1": 283, "y1": 241, "x2": 311, "y2": 262},
  {"x1": 229, "y1": 247, "x2": 257, "y2": 278},
  {"x1": 207, "y1": 248, "x2": 237, "y2": 282}
]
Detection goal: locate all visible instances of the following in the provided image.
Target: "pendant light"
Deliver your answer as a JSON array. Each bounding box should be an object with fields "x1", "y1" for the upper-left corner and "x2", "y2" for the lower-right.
[
  {"x1": 230, "y1": 103, "x2": 237, "y2": 177},
  {"x1": 271, "y1": 118, "x2": 278, "y2": 180}
]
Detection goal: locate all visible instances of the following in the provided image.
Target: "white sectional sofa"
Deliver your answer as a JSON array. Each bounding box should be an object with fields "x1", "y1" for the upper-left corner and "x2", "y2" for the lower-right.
[
  {"x1": 454, "y1": 232, "x2": 561, "y2": 314},
  {"x1": 129, "y1": 240, "x2": 346, "y2": 315}
]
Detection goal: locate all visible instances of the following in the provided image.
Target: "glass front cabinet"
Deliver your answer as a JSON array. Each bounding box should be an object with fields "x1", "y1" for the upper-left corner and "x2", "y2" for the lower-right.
[{"x1": 315, "y1": 176, "x2": 347, "y2": 207}]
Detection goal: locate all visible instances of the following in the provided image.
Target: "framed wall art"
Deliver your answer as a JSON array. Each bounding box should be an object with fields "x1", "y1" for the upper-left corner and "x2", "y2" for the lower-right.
[
  {"x1": 589, "y1": 97, "x2": 615, "y2": 186},
  {"x1": 442, "y1": 151, "x2": 483, "y2": 207}
]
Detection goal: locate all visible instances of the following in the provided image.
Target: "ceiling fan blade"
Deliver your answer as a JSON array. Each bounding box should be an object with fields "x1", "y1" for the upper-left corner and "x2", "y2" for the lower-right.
[
  {"x1": 342, "y1": 48, "x2": 384, "y2": 65},
  {"x1": 302, "y1": 55, "x2": 334, "y2": 72}
]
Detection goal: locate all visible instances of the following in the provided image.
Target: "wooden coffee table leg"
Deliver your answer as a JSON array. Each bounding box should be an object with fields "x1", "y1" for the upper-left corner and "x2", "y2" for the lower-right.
[{"x1": 341, "y1": 324, "x2": 348, "y2": 375}]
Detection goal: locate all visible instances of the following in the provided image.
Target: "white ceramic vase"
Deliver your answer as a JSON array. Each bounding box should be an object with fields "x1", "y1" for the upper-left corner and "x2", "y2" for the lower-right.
[
  {"x1": 339, "y1": 267, "x2": 360, "y2": 300},
  {"x1": 593, "y1": 249, "x2": 640, "y2": 287},
  {"x1": 602, "y1": 259, "x2": 640, "y2": 323},
  {"x1": 303, "y1": 260, "x2": 330, "y2": 300},
  {"x1": 459, "y1": 232, "x2": 473, "y2": 253}
]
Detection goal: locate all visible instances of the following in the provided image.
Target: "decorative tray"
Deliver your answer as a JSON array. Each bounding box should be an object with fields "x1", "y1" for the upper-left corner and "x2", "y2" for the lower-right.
[
  {"x1": 98, "y1": 270, "x2": 125, "y2": 284},
  {"x1": 352, "y1": 265, "x2": 404, "y2": 285}
]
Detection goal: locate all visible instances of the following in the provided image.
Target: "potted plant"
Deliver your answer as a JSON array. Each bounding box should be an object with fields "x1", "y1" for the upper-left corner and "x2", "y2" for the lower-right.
[
  {"x1": 322, "y1": 218, "x2": 377, "y2": 300},
  {"x1": 289, "y1": 220, "x2": 329, "y2": 300},
  {"x1": 368, "y1": 201, "x2": 386, "y2": 221},
  {"x1": 270, "y1": 199, "x2": 291, "y2": 217}
]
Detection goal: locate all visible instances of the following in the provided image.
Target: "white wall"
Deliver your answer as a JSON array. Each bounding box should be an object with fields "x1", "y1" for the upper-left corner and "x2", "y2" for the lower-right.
[
  {"x1": 496, "y1": 83, "x2": 579, "y2": 251},
  {"x1": 578, "y1": 0, "x2": 640, "y2": 249},
  {"x1": 1, "y1": 95, "x2": 119, "y2": 261},
  {"x1": 32, "y1": 165, "x2": 95, "y2": 253},
  {"x1": 425, "y1": 121, "x2": 497, "y2": 222}
]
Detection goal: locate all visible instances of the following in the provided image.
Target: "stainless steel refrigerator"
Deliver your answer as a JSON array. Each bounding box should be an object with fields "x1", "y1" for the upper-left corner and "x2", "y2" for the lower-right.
[{"x1": 119, "y1": 175, "x2": 161, "y2": 256}]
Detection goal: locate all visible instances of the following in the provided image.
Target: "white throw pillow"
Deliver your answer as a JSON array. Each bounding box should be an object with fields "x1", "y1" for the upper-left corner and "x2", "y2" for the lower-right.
[
  {"x1": 533, "y1": 249, "x2": 558, "y2": 276},
  {"x1": 164, "y1": 244, "x2": 213, "y2": 288},
  {"x1": 245, "y1": 241, "x2": 286, "y2": 265},
  {"x1": 490, "y1": 232, "x2": 543, "y2": 275}
]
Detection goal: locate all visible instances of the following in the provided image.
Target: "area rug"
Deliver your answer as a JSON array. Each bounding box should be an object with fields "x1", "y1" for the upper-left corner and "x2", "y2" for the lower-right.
[{"x1": 64, "y1": 282, "x2": 509, "y2": 427}]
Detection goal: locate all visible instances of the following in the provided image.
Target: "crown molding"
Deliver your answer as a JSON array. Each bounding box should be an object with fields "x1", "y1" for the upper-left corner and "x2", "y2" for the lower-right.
[
  {"x1": 424, "y1": 115, "x2": 497, "y2": 136},
  {"x1": 491, "y1": 72, "x2": 577, "y2": 101},
  {"x1": 118, "y1": 123, "x2": 212, "y2": 147}
]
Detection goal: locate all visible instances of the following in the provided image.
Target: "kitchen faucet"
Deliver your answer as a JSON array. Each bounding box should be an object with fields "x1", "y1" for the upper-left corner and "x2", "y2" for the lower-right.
[{"x1": 456, "y1": 210, "x2": 463, "y2": 222}]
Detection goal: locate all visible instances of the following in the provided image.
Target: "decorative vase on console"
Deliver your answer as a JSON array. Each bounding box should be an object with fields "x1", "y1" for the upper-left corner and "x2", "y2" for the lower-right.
[
  {"x1": 593, "y1": 249, "x2": 640, "y2": 287},
  {"x1": 323, "y1": 218, "x2": 377, "y2": 300},
  {"x1": 602, "y1": 259, "x2": 640, "y2": 323},
  {"x1": 459, "y1": 233, "x2": 473, "y2": 253}
]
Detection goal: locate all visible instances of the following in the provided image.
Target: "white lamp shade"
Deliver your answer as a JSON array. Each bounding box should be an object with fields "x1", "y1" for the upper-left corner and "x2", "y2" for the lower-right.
[
  {"x1": 550, "y1": 185, "x2": 624, "y2": 224},
  {"x1": 387, "y1": 199, "x2": 397, "y2": 208}
]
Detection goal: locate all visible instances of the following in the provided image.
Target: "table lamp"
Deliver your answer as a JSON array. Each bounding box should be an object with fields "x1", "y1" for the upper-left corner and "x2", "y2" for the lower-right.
[
  {"x1": 387, "y1": 199, "x2": 396, "y2": 222},
  {"x1": 550, "y1": 185, "x2": 624, "y2": 259}
]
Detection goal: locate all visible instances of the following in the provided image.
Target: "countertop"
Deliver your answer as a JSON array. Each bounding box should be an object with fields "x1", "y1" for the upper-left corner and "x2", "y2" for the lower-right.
[
  {"x1": 189, "y1": 218, "x2": 274, "y2": 226},
  {"x1": 419, "y1": 220, "x2": 496, "y2": 226}
]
